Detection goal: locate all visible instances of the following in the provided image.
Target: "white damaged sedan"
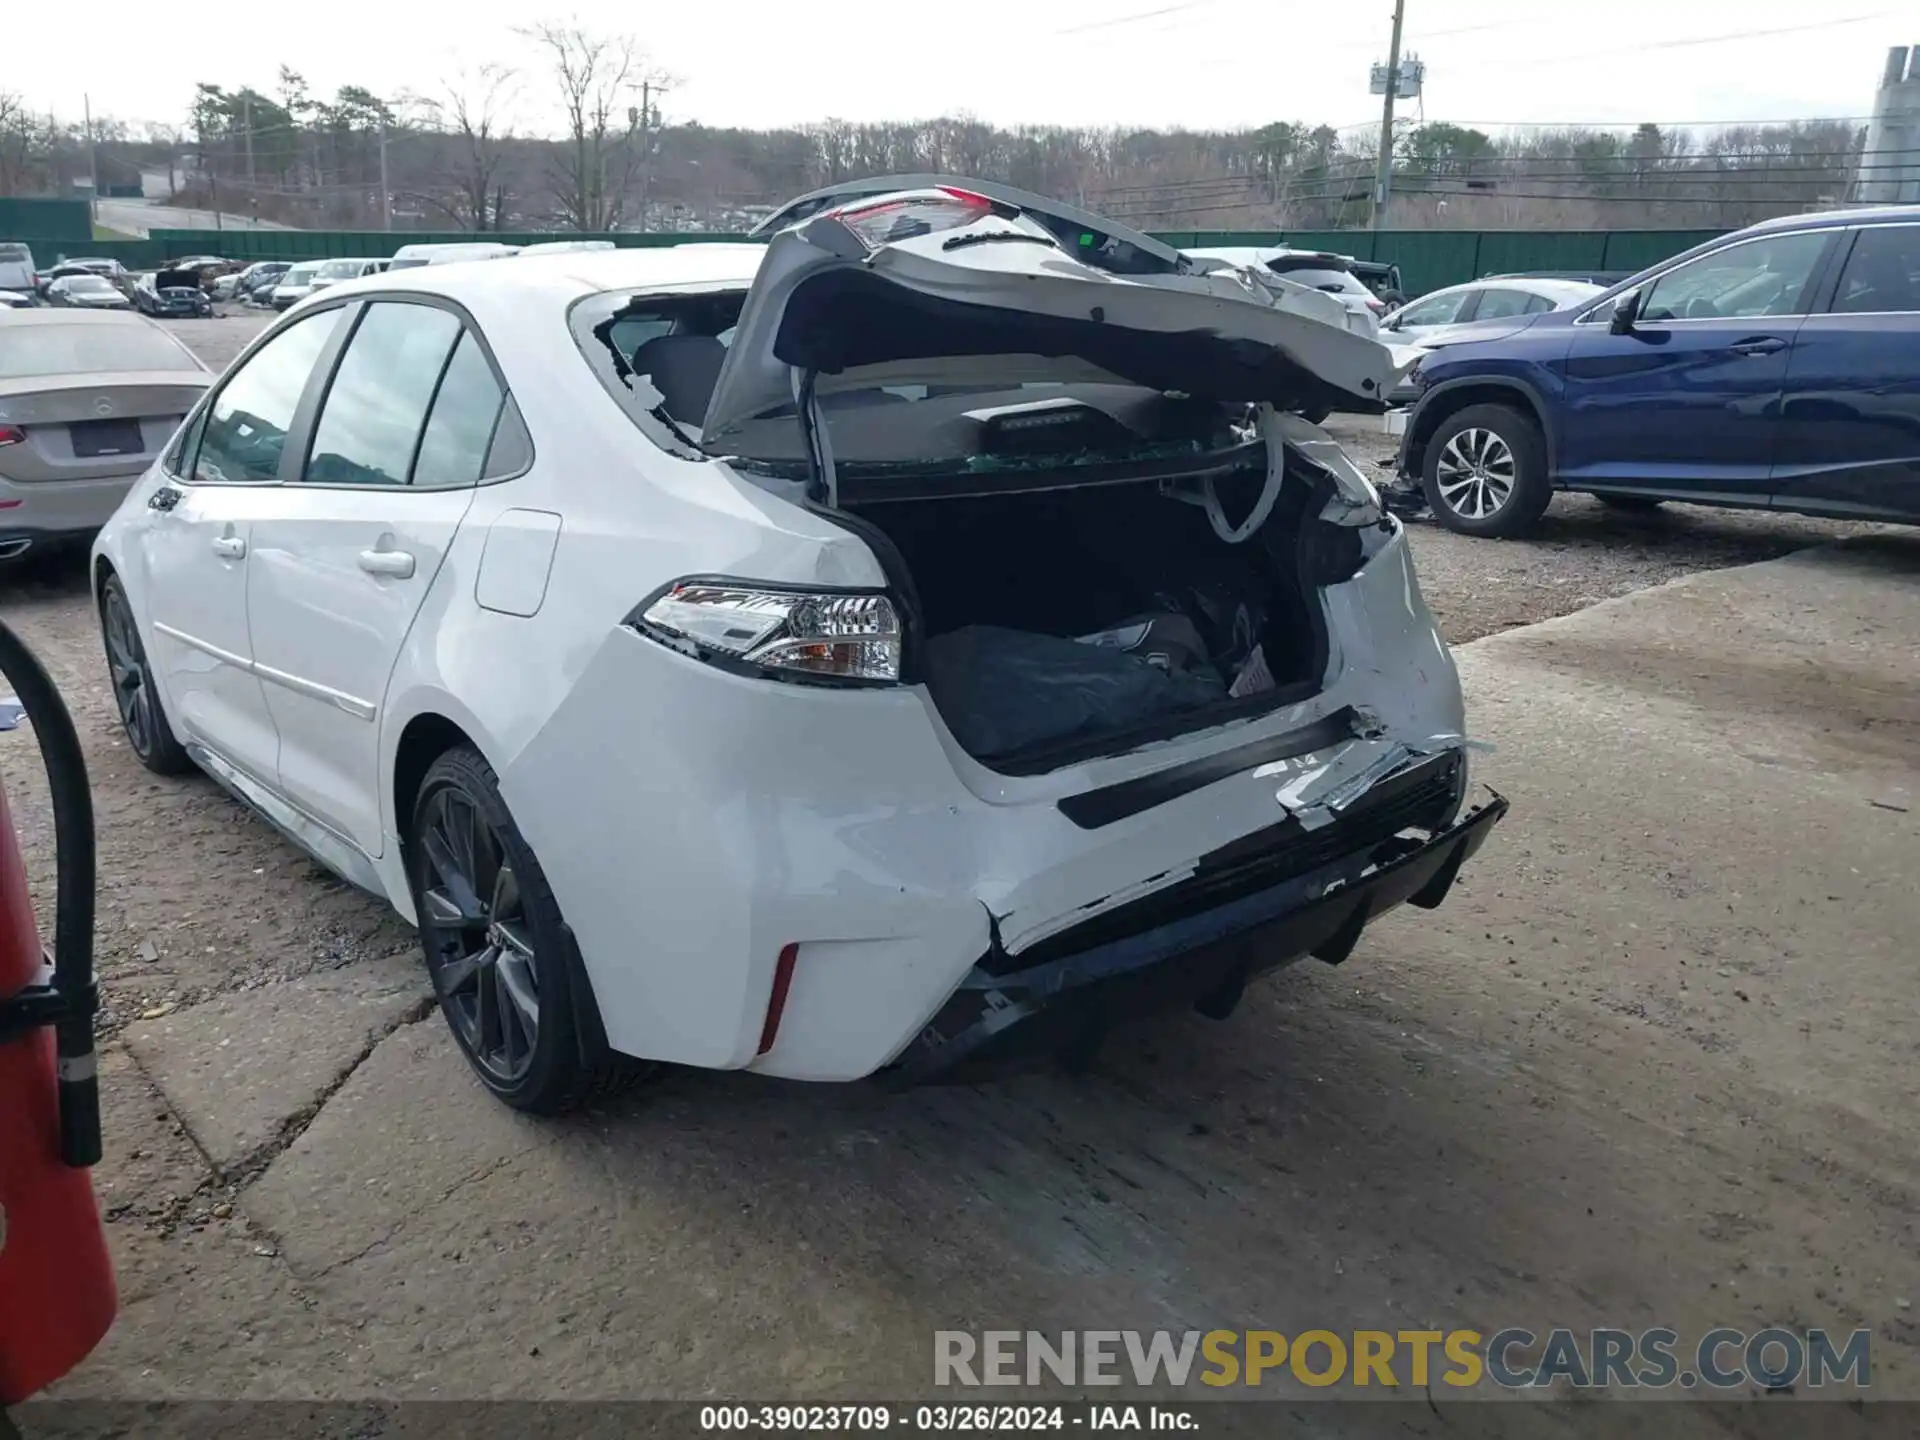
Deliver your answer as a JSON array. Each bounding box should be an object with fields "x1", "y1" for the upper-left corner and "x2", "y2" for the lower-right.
[{"x1": 90, "y1": 184, "x2": 1505, "y2": 1112}]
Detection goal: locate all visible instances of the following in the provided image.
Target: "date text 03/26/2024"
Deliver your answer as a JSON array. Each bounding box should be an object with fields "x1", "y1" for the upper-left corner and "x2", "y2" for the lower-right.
[{"x1": 699, "y1": 1405, "x2": 1188, "y2": 1431}]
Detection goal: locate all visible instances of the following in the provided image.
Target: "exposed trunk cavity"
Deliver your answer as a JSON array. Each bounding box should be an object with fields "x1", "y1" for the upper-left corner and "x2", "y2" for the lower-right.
[{"x1": 844, "y1": 454, "x2": 1342, "y2": 775}]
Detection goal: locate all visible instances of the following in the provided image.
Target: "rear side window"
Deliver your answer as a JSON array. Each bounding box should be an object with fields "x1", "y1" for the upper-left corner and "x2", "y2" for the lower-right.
[
  {"x1": 1523, "y1": 292, "x2": 1558, "y2": 314},
  {"x1": 194, "y1": 308, "x2": 343, "y2": 484},
  {"x1": 411, "y1": 331, "x2": 506, "y2": 488},
  {"x1": 302, "y1": 302, "x2": 461, "y2": 486},
  {"x1": 1472, "y1": 288, "x2": 1536, "y2": 321},
  {"x1": 1830, "y1": 226, "x2": 1920, "y2": 315}
]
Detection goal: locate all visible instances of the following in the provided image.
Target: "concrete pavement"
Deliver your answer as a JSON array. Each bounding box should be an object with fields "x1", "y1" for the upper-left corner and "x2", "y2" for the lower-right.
[{"x1": 54, "y1": 535, "x2": 1920, "y2": 1415}]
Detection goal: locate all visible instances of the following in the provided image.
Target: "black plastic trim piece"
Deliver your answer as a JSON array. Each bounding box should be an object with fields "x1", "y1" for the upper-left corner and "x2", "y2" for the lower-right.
[{"x1": 1056, "y1": 706, "x2": 1357, "y2": 829}]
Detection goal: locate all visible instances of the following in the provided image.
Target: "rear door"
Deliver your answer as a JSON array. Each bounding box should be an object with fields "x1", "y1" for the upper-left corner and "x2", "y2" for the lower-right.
[
  {"x1": 243, "y1": 298, "x2": 511, "y2": 859},
  {"x1": 1553, "y1": 228, "x2": 1838, "y2": 501},
  {"x1": 133, "y1": 306, "x2": 349, "y2": 785},
  {"x1": 1771, "y1": 222, "x2": 1920, "y2": 521}
]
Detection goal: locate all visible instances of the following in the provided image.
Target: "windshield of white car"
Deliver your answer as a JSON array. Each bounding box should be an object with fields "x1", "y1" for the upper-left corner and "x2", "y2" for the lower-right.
[
  {"x1": 316, "y1": 259, "x2": 364, "y2": 278},
  {"x1": 0, "y1": 323, "x2": 200, "y2": 379},
  {"x1": 63, "y1": 276, "x2": 116, "y2": 293},
  {"x1": 282, "y1": 265, "x2": 321, "y2": 283}
]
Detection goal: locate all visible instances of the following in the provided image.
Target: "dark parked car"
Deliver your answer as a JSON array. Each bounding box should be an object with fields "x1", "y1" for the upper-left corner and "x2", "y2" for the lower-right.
[
  {"x1": 1396, "y1": 206, "x2": 1920, "y2": 535},
  {"x1": 133, "y1": 268, "x2": 214, "y2": 317},
  {"x1": 1350, "y1": 259, "x2": 1407, "y2": 308},
  {"x1": 44, "y1": 274, "x2": 131, "y2": 311}
]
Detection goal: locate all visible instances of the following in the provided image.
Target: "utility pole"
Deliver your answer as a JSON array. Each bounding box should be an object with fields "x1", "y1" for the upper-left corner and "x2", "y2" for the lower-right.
[
  {"x1": 378, "y1": 116, "x2": 391, "y2": 231},
  {"x1": 83, "y1": 93, "x2": 99, "y2": 224},
  {"x1": 1372, "y1": 0, "x2": 1407, "y2": 232},
  {"x1": 636, "y1": 79, "x2": 653, "y2": 233},
  {"x1": 243, "y1": 92, "x2": 255, "y2": 187}
]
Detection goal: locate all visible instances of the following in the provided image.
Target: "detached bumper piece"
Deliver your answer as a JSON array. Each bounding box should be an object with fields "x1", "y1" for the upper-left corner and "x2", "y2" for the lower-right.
[{"x1": 892, "y1": 763, "x2": 1506, "y2": 1086}]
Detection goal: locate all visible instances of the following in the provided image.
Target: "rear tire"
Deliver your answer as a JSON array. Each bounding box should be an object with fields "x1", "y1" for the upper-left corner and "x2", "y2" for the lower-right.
[
  {"x1": 1596, "y1": 495, "x2": 1665, "y2": 513},
  {"x1": 1421, "y1": 403, "x2": 1552, "y2": 538},
  {"x1": 99, "y1": 574, "x2": 192, "y2": 776},
  {"x1": 408, "y1": 746, "x2": 644, "y2": 1114}
]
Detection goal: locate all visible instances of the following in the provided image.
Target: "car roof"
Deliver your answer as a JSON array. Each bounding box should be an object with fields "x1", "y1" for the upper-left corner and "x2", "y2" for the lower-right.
[
  {"x1": 1743, "y1": 203, "x2": 1920, "y2": 235},
  {"x1": 322, "y1": 242, "x2": 767, "y2": 304},
  {"x1": 0, "y1": 307, "x2": 154, "y2": 326}
]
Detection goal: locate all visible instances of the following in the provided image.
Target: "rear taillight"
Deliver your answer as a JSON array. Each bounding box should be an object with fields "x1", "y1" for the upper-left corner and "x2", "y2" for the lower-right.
[
  {"x1": 826, "y1": 187, "x2": 997, "y2": 250},
  {"x1": 0, "y1": 424, "x2": 23, "y2": 448},
  {"x1": 1367, "y1": 298, "x2": 1387, "y2": 314},
  {"x1": 630, "y1": 580, "x2": 903, "y2": 684}
]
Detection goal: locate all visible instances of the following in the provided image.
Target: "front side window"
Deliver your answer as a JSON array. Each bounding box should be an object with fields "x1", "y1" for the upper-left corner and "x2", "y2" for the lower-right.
[
  {"x1": 1639, "y1": 231, "x2": 1830, "y2": 323},
  {"x1": 193, "y1": 308, "x2": 344, "y2": 484},
  {"x1": 1830, "y1": 226, "x2": 1920, "y2": 315},
  {"x1": 302, "y1": 302, "x2": 462, "y2": 486}
]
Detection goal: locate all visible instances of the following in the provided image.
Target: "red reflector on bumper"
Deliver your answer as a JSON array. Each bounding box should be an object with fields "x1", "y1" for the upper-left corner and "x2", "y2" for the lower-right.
[{"x1": 756, "y1": 943, "x2": 800, "y2": 1056}]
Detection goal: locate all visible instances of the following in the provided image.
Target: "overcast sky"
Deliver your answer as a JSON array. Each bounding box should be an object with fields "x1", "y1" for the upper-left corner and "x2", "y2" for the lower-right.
[{"x1": 16, "y1": 0, "x2": 1905, "y2": 137}]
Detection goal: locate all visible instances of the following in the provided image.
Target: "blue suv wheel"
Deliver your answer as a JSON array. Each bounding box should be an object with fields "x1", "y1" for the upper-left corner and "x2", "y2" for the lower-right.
[{"x1": 1421, "y1": 403, "x2": 1552, "y2": 538}]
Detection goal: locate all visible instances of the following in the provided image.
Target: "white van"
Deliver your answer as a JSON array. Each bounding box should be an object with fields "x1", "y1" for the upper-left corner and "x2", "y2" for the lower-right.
[
  {"x1": 0, "y1": 242, "x2": 37, "y2": 296},
  {"x1": 386, "y1": 241, "x2": 522, "y2": 270}
]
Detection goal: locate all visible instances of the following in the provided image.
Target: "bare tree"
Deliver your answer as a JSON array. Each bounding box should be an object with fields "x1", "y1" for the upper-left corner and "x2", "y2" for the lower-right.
[
  {"x1": 520, "y1": 21, "x2": 664, "y2": 231},
  {"x1": 0, "y1": 91, "x2": 44, "y2": 196},
  {"x1": 407, "y1": 65, "x2": 519, "y2": 230}
]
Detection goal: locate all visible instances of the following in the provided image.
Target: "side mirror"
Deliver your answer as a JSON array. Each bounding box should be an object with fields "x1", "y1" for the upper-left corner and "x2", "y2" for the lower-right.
[{"x1": 1609, "y1": 288, "x2": 1642, "y2": 335}]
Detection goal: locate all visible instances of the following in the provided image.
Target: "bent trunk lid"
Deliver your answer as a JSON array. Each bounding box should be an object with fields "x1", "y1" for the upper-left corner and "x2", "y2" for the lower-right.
[{"x1": 701, "y1": 192, "x2": 1417, "y2": 450}]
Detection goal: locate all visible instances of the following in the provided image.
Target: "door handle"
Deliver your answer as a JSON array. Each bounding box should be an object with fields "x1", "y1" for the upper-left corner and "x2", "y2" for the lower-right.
[
  {"x1": 1729, "y1": 337, "x2": 1787, "y2": 356},
  {"x1": 210, "y1": 534, "x2": 246, "y2": 559},
  {"x1": 357, "y1": 548, "x2": 416, "y2": 579}
]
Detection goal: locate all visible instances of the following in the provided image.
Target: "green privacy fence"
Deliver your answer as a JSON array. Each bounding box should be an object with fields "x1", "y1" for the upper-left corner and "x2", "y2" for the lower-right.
[
  {"x1": 0, "y1": 198, "x2": 92, "y2": 244},
  {"x1": 19, "y1": 224, "x2": 1728, "y2": 297}
]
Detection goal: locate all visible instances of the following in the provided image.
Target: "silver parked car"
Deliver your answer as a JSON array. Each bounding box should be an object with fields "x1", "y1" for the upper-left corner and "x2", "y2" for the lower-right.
[
  {"x1": 1380, "y1": 277, "x2": 1602, "y2": 346},
  {"x1": 46, "y1": 274, "x2": 133, "y2": 310},
  {"x1": 0, "y1": 310, "x2": 211, "y2": 559}
]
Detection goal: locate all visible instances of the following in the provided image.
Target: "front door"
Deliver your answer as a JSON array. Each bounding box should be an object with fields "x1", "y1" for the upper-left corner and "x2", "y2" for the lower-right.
[
  {"x1": 1553, "y1": 228, "x2": 1837, "y2": 502},
  {"x1": 1772, "y1": 223, "x2": 1920, "y2": 522},
  {"x1": 135, "y1": 306, "x2": 348, "y2": 785},
  {"x1": 245, "y1": 302, "x2": 507, "y2": 860}
]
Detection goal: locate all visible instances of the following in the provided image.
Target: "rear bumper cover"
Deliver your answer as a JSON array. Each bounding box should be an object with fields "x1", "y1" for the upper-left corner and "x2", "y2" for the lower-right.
[{"x1": 889, "y1": 785, "x2": 1507, "y2": 1086}]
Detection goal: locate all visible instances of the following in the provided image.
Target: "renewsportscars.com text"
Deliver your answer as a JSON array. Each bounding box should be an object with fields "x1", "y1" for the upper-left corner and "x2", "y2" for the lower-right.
[{"x1": 934, "y1": 1327, "x2": 1872, "y2": 1391}]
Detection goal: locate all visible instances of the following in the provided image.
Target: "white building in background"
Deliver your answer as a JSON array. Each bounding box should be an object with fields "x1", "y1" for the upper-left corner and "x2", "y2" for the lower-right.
[{"x1": 1856, "y1": 46, "x2": 1920, "y2": 204}]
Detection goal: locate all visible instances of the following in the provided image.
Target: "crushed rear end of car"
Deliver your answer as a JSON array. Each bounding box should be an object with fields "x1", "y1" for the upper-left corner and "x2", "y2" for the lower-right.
[{"x1": 542, "y1": 188, "x2": 1502, "y2": 1083}]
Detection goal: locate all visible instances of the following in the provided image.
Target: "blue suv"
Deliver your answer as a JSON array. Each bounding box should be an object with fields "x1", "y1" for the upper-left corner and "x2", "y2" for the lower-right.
[{"x1": 1396, "y1": 206, "x2": 1920, "y2": 536}]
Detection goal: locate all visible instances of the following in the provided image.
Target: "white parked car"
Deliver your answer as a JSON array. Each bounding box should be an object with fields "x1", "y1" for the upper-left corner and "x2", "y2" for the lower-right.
[
  {"x1": 1380, "y1": 277, "x2": 1603, "y2": 346},
  {"x1": 90, "y1": 185, "x2": 1504, "y2": 1112},
  {"x1": 269, "y1": 261, "x2": 324, "y2": 311},
  {"x1": 306, "y1": 256, "x2": 390, "y2": 292},
  {"x1": 1185, "y1": 247, "x2": 1386, "y2": 339},
  {"x1": 387, "y1": 241, "x2": 523, "y2": 270}
]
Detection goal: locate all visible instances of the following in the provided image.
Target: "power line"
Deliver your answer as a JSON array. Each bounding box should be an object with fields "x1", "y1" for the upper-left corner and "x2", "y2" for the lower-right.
[{"x1": 1052, "y1": 0, "x2": 1222, "y2": 36}]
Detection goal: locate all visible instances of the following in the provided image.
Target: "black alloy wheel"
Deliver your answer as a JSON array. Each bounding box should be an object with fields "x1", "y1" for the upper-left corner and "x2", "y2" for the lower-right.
[
  {"x1": 100, "y1": 576, "x2": 190, "y2": 774},
  {"x1": 409, "y1": 746, "x2": 639, "y2": 1112}
]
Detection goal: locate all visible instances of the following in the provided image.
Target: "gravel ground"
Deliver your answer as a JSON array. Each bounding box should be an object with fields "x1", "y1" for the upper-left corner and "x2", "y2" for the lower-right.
[{"x1": 0, "y1": 314, "x2": 1884, "y2": 1032}]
